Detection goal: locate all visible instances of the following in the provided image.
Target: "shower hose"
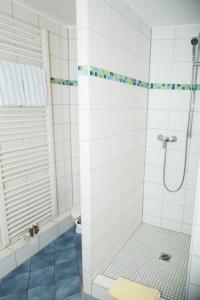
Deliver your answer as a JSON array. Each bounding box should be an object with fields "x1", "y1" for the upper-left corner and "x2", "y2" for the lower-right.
[{"x1": 163, "y1": 52, "x2": 199, "y2": 193}]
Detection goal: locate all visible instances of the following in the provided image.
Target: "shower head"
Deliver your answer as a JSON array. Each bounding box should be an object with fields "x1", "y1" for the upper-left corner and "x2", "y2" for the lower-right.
[
  {"x1": 191, "y1": 37, "x2": 199, "y2": 62},
  {"x1": 191, "y1": 37, "x2": 198, "y2": 46}
]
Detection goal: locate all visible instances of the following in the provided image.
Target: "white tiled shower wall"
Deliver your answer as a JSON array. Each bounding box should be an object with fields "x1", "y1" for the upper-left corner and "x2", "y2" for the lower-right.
[
  {"x1": 144, "y1": 25, "x2": 200, "y2": 234},
  {"x1": 77, "y1": 0, "x2": 151, "y2": 294},
  {"x1": 188, "y1": 167, "x2": 200, "y2": 299},
  {"x1": 0, "y1": 0, "x2": 79, "y2": 246}
]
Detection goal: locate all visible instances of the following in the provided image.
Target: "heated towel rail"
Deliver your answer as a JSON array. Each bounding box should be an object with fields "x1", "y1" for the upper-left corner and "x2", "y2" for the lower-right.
[{"x1": 0, "y1": 12, "x2": 56, "y2": 246}]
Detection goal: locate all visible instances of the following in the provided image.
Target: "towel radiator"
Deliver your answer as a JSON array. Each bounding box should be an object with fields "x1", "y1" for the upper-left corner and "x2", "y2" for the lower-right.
[{"x1": 0, "y1": 12, "x2": 57, "y2": 246}]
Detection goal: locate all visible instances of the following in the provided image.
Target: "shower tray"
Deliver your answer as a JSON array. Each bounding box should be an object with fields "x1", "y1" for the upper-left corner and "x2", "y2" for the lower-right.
[{"x1": 103, "y1": 223, "x2": 191, "y2": 300}]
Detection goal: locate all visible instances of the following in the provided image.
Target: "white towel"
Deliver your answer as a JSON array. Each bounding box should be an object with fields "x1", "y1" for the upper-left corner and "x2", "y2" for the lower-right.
[
  {"x1": 21, "y1": 64, "x2": 48, "y2": 106},
  {"x1": 0, "y1": 60, "x2": 26, "y2": 106}
]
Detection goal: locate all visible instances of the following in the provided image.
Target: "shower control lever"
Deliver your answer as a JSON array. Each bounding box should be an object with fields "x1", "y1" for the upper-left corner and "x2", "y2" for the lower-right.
[{"x1": 157, "y1": 134, "x2": 177, "y2": 148}]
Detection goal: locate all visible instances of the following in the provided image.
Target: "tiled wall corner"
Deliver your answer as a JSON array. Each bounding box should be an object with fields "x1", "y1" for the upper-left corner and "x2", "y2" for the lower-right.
[
  {"x1": 144, "y1": 24, "x2": 200, "y2": 234},
  {"x1": 188, "y1": 165, "x2": 200, "y2": 299},
  {"x1": 77, "y1": 0, "x2": 151, "y2": 294}
]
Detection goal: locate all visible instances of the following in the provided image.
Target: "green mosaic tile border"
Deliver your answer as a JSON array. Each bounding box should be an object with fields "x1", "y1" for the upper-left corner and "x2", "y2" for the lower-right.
[
  {"x1": 78, "y1": 65, "x2": 149, "y2": 88},
  {"x1": 51, "y1": 77, "x2": 78, "y2": 86},
  {"x1": 150, "y1": 82, "x2": 200, "y2": 91},
  {"x1": 78, "y1": 65, "x2": 200, "y2": 91}
]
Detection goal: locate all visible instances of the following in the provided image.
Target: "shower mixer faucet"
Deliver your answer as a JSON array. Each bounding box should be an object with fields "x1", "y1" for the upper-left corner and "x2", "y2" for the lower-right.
[{"x1": 157, "y1": 134, "x2": 177, "y2": 148}]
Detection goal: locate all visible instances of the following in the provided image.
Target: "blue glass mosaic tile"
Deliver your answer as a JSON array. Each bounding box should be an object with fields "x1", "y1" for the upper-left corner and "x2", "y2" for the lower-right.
[
  {"x1": 51, "y1": 78, "x2": 78, "y2": 86},
  {"x1": 78, "y1": 65, "x2": 200, "y2": 91}
]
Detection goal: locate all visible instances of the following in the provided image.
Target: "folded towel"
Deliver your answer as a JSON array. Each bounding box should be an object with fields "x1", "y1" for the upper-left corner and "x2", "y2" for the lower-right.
[
  {"x1": 0, "y1": 60, "x2": 26, "y2": 106},
  {"x1": 109, "y1": 277, "x2": 160, "y2": 300},
  {"x1": 21, "y1": 64, "x2": 48, "y2": 106}
]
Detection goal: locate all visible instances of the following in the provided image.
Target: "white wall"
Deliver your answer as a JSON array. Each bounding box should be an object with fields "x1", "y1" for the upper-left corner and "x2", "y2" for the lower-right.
[
  {"x1": 77, "y1": 0, "x2": 151, "y2": 294},
  {"x1": 143, "y1": 24, "x2": 200, "y2": 234},
  {"x1": 68, "y1": 31, "x2": 80, "y2": 204},
  {"x1": 0, "y1": 1, "x2": 79, "y2": 247},
  {"x1": 188, "y1": 165, "x2": 200, "y2": 299}
]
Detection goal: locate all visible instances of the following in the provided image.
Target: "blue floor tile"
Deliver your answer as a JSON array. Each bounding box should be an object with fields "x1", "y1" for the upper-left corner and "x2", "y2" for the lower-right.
[
  {"x1": 55, "y1": 236, "x2": 75, "y2": 251},
  {"x1": 75, "y1": 242, "x2": 82, "y2": 253},
  {"x1": 39, "y1": 241, "x2": 55, "y2": 254},
  {"x1": 62, "y1": 227, "x2": 75, "y2": 238},
  {"x1": 5, "y1": 259, "x2": 31, "y2": 278},
  {"x1": 65, "y1": 294, "x2": 82, "y2": 300},
  {"x1": 29, "y1": 266, "x2": 54, "y2": 288},
  {"x1": 31, "y1": 251, "x2": 54, "y2": 271},
  {"x1": 55, "y1": 261, "x2": 79, "y2": 282},
  {"x1": 55, "y1": 275, "x2": 81, "y2": 300},
  {"x1": 0, "y1": 290, "x2": 27, "y2": 300},
  {"x1": 0, "y1": 227, "x2": 83, "y2": 300},
  {"x1": 65, "y1": 294, "x2": 97, "y2": 300},
  {"x1": 83, "y1": 294, "x2": 97, "y2": 300},
  {"x1": 27, "y1": 283, "x2": 54, "y2": 300},
  {"x1": 55, "y1": 248, "x2": 76, "y2": 264},
  {"x1": 77, "y1": 250, "x2": 82, "y2": 261},
  {"x1": 0, "y1": 273, "x2": 29, "y2": 296}
]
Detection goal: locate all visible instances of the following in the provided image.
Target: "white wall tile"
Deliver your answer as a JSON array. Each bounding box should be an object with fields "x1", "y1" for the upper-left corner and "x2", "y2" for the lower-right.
[
  {"x1": 151, "y1": 40, "x2": 174, "y2": 62},
  {"x1": 90, "y1": 0, "x2": 111, "y2": 39},
  {"x1": 183, "y1": 207, "x2": 194, "y2": 224},
  {"x1": 175, "y1": 24, "x2": 200, "y2": 39},
  {"x1": 144, "y1": 182, "x2": 163, "y2": 200},
  {"x1": 0, "y1": 0, "x2": 12, "y2": 14},
  {"x1": 188, "y1": 284, "x2": 200, "y2": 300},
  {"x1": 143, "y1": 214, "x2": 162, "y2": 227},
  {"x1": 0, "y1": 249, "x2": 16, "y2": 278},
  {"x1": 190, "y1": 256, "x2": 200, "y2": 286},
  {"x1": 69, "y1": 40, "x2": 77, "y2": 61},
  {"x1": 13, "y1": 3, "x2": 39, "y2": 25},
  {"x1": 49, "y1": 34, "x2": 60, "y2": 57},
  {"x1": 50, "y1": 56, "x2": 61, "y2": 78},
  {"x1": 172, "y1": 62, "x2": 192, "y2": 83},
  {"x1": 162, "y1": 219, "x2": 182, "y2": 232},
  {"x1": 111, "y1": 9, "x2": 127, "y2": 48},
  {"x1": 39, "y1": 16, "x2": 59, "y2": 34},
  {"x1": 148, "y1": 89, "x2": 171, "y2": 110},
  {"x1": 162, "y1": 202, "x2": 183, "y2": 222},
  {"x1": 144, "y1": 198, "x2": 162, "y2": 217},
  {"x1": 152, "y1": 26, "x2": 175, "y2": 40},
  {"x1": 174, "y1": 39, "x2": 192, "y2": 62},
  {"x1": 150, "y1": 62, "x2": 173, "y2": 83}
]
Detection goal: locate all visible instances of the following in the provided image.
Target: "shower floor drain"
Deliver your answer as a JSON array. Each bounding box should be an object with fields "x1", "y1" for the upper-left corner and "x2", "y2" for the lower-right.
[{"x1": 159, "y1": 253, "x2": 172, "y2": 262}]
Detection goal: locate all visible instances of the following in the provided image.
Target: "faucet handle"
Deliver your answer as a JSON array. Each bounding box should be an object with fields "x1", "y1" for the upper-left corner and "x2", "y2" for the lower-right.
[
  {"x1": 157, "y1": 134, "x2": 165, "y2": 141},
  {"x1": 169, "y1": 136, "x2": 177, "y2": 143}
]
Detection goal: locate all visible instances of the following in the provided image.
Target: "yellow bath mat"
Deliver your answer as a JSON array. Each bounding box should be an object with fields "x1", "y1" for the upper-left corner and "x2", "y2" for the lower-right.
[{"x1": 109, "y1": 277, "x2": 160, "y2": 300}]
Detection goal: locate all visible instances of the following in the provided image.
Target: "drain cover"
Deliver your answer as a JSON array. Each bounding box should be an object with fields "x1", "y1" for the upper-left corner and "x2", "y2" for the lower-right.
[{"x1": 159, "y1": 253, "x2": 172, "y2": 262}]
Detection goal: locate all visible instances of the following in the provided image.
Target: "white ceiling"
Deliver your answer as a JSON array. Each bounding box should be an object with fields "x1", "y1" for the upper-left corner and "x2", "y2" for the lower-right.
[
  {"x1": 127, "y1": 0, "x2": 200, "y2": 26},
  {"x1": 15, "y1": 0, "x2": 76, "y2": 25},
  {"x1": 16, "y1": 0, "x2": 200, "y2": 27}
]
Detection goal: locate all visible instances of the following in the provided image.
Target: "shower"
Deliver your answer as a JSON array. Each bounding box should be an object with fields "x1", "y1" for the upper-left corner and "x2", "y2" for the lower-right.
[{"x1": 157, "y1": 33, "x2": 200, "y2": 193}]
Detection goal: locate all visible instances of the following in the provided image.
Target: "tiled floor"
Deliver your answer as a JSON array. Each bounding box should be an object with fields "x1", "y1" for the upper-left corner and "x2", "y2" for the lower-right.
[
  {"x1": 0, "y1": 226, "x2": 96, "y2": 300},
  {"x1": 104, "y1": 223, "x2": 191, "y2": 300}
]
